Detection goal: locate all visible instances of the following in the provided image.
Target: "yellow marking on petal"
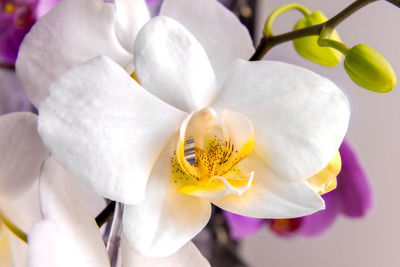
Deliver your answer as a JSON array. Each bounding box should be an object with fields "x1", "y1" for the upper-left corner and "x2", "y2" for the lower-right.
[
  {"x1": 176, "y1": 136, "x2": 254, "y2": 180},
  {"x1": 215, "y1": 136, "x2": 254, "y2": 176},
  {"x1": 4, "y1": 3, "x2": 16, "y2": 13},
  {"x1": 130, "y1": 71, "x2": 140, "y2": 84},
  {"x1": 307, "y1": 151, "x2": 341, "y2": 195},
  {"x1": 0, "y1": 223, "x2": 12, "y2": 266},
  {"x1": 173, "y1": 109, "x2": 255, "y2": 197},
  {"x1": 171, "y1": 156, "x2": 199, "y2": 187},
  {"x1": 177, "y1": 177, "x2": 254, "y2": 196},
  {"x1": 173, "y1": 137, "x2": 255, "y2": 197}
]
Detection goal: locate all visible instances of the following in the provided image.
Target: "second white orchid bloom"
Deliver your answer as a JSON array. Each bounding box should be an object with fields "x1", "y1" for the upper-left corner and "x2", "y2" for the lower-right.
[
  {"x1": 36, "y1": 6, "x2": 350, "y2": 257},
  {"x1": 29, "y1": 158, "x2": 209, "y2": 267}
]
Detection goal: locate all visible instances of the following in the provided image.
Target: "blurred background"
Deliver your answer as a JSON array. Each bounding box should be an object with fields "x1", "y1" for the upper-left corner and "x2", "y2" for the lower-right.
[{"x1": 238, "y1": 0, "x2": 400, "y2": 266}]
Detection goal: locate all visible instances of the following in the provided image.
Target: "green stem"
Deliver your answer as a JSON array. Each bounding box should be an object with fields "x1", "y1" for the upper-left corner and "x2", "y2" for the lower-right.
[
  {"x1": 264, "y1": 3, "x2": 311, "y2": 37},
  {"x1": 318, "y1": 26, "x2": 351, "y2": 55},
  {"x1": 250, "y1": 0, "x2": 376, "y2": 61},
  {"x1": 0, "y1": 210, "x2": 27, "y2": 243}
]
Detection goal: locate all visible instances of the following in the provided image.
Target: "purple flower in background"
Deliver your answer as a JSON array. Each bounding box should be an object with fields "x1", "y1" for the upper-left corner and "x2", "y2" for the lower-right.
[
  {"x1": 0, "y1": 0, "x2": 59, "y2": 115},
  {"x1": 225, "y1": 140, "x2": 373, "y2": 239},
  {"x1": 0, "y1": 0, "x2": 59, "y2": 65}
]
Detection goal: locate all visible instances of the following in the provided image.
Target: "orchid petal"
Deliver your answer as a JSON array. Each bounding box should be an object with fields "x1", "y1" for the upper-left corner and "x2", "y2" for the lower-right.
[
  {"x1": 77, "y1": 182, "x2": 107, "y2": 219},
  {"x1": 296, "y1": 190, "x2": 341, "y2": 237},
  {"x1": 16, "y1": 0, "x2": 132, "y2": 108},
  {"x1": 5, "y1": 232, "x2": 19, "y2": 267},
  {"x1": 38, "y1": 56, "x2": 186, "y2": 204},
  {"x1": 134, "y1": 16, "x2": 217, "y2": 112},
  {"x1": 0, "y1": 112, "x2": 48, "y2": 201},
  {"x1": 338, "y1": 141, "x2": 373, "y2": 217},
  {"x1": 123, "y1": 140, "x2": 211, "y2": 257},
  {"x1": 28, "y1": 157, "x2": 110, "y2": 267},
  {"x1": 1, "y1": 180, "x2": 41, "y2": 233},
  {"x1": 1, "y1": 181, "x2": 41, "y2": 267},
  {"x1": 221, "y1": 110, "x2": 254, "y2": 153},
  {"x1": 0, "y1": 226, "x2": 12, "y2": 267},
  {"x1": 213, "y1": 59, "x2": 350, "y2": 182},
  {"x1": 160, "y1": 0, "x2": 254, "y2": 86},
  {"x1": 35, "y1": 0, "x2": 59, "y2": 17},
  {"x1": 114, "y1": 0, "x2": 150, "y2": 52},
  {"x1": 211, "y1": 154, "x2": 325, "y2": 218},
  {"x1": 122, "y1": 238, "x2": 210, "y2": 267},
  {"x1": 1, "y1": 178, "x2": 40, "y2": 267},
  {"x1": 178, "y1": 173, "x2": 254, "y2": 198},
  {"x1": 0, "y1": 69, "x2": 32, "y2": 115},
  {"x1": 224, "y1": 211, "x2": 266, "y2": 240}
]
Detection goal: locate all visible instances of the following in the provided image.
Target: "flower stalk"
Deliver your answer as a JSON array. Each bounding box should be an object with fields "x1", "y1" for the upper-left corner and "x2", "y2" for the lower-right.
[
  {"x1": 250, "y1": 0, "x2": 377, "y2": 60},
  {"x1": 318, "y1": 26, "x2": 350, "y2": 55},
  {"x1": 263, "y1": 3, "x2": 311, "y2": 38}
]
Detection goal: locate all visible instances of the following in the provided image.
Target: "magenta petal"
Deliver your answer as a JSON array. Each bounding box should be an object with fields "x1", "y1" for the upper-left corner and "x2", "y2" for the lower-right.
[
  {"x1": 0, "y1": 0, "x2": 59, "y2": 65},
  {"x1": 35, "y1": 0, "x2": 60, "y2": 18},
  {"x1": 0, "y1": 1, "x2": 38, "y2": 65},
  {"x1": 337, "y1": 140, "x2": 373, "y2": 217},
  {"x1": 296, "y1": 190, "x2": 341, "y2": 237},
  {"x1": 224, "y1": 211, "x2": 266, "y2": 240}
]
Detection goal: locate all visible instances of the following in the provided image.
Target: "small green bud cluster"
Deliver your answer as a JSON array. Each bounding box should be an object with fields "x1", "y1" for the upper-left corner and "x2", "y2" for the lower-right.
[{"x1": 292, "y1": 11, "x2": 397, "y2": 92}]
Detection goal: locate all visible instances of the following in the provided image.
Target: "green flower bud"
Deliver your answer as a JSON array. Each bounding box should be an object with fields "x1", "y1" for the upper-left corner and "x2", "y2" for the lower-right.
[
  {"x1": 344, "y1": 44, "x2": 397, "y2": 93},
  {"x1": 293, "y1": 11, "x2": 342, "y2": 67}
]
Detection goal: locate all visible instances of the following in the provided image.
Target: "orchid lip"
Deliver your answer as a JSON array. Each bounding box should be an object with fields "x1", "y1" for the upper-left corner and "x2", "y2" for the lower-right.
[{"x1": 172, "y1": 108, "x2": 255, "y2": 198}]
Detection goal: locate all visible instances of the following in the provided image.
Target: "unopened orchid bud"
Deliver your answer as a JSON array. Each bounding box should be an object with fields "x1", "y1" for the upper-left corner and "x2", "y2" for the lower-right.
[
  {"x1": 293, "y1": 11, "x2": 342, "y2": 67},
  {"x1": 344, "y1": 44, "x2": 397, "y2": 93}
]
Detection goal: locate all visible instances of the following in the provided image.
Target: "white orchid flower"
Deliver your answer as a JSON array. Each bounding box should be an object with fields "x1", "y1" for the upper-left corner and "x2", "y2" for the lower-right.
[
  {"x1": 0, "y1": 181, "x2": 42, "y2": 267},
  {"x1": 0, "y1": 0, "x2": 150, "y2": 265},
  {"x1": 0, "y1": 111, "x2": 47, "y2": 266},
  {"x1": 16, "y1": 0, "x2": 151, "y2": 109},
  {"x1": 28, "y1": 158, "x2": 210, "y2": 267},
  {"x1": 9, "y1": 0, "x2": 150, "y2": 210},
  {"x1": 0, "y1": 112, "x2": 105, "y2": 266},
  {"x1": 27, "y1": 0, "x2": 350, "y2": 259},
  {"x1": 14, "y1": 0, "x2": 210, "y2": 261}
]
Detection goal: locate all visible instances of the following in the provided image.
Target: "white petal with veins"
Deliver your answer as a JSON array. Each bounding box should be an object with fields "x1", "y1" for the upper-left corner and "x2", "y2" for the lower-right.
[
  {"x1": 214, "y1": 59, "x2": 350, "y2": 182},
  {"x1": 38, "y1": 56, "x2": 186, "y2": 204},
  {"x1": 28, "y1": 157, "x2": 110, "y2": 267},
  {"x1": 211, "y1": 154, "x2": 325, "y2": 218},
  {"x1": 122, "y1": 238, "x2": 210, "y2": 267},
  {"x1": 123, "y1": 139, "x2": 211, "y2": 257},
  {"x1": 161, "y1": 0, "x2": 255, "y2": 86},
  {"x1": 134, "y1": 16, "x2": 217, "y2": 112},
  {"x1": 16, "y1": 0, "x2": 132, "y2": 108},
  {"x1": 0, "y1": 112, "x2": 48, "y2": 201},
  {"x1": 114, "y1": 0, "x2": 150, "y2": 52}
]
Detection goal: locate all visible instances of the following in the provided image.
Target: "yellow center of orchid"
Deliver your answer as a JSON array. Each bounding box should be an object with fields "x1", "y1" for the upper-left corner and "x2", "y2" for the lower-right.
[{"x1": 172, "y1": 108, "x2": 255, "y2": 198}]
